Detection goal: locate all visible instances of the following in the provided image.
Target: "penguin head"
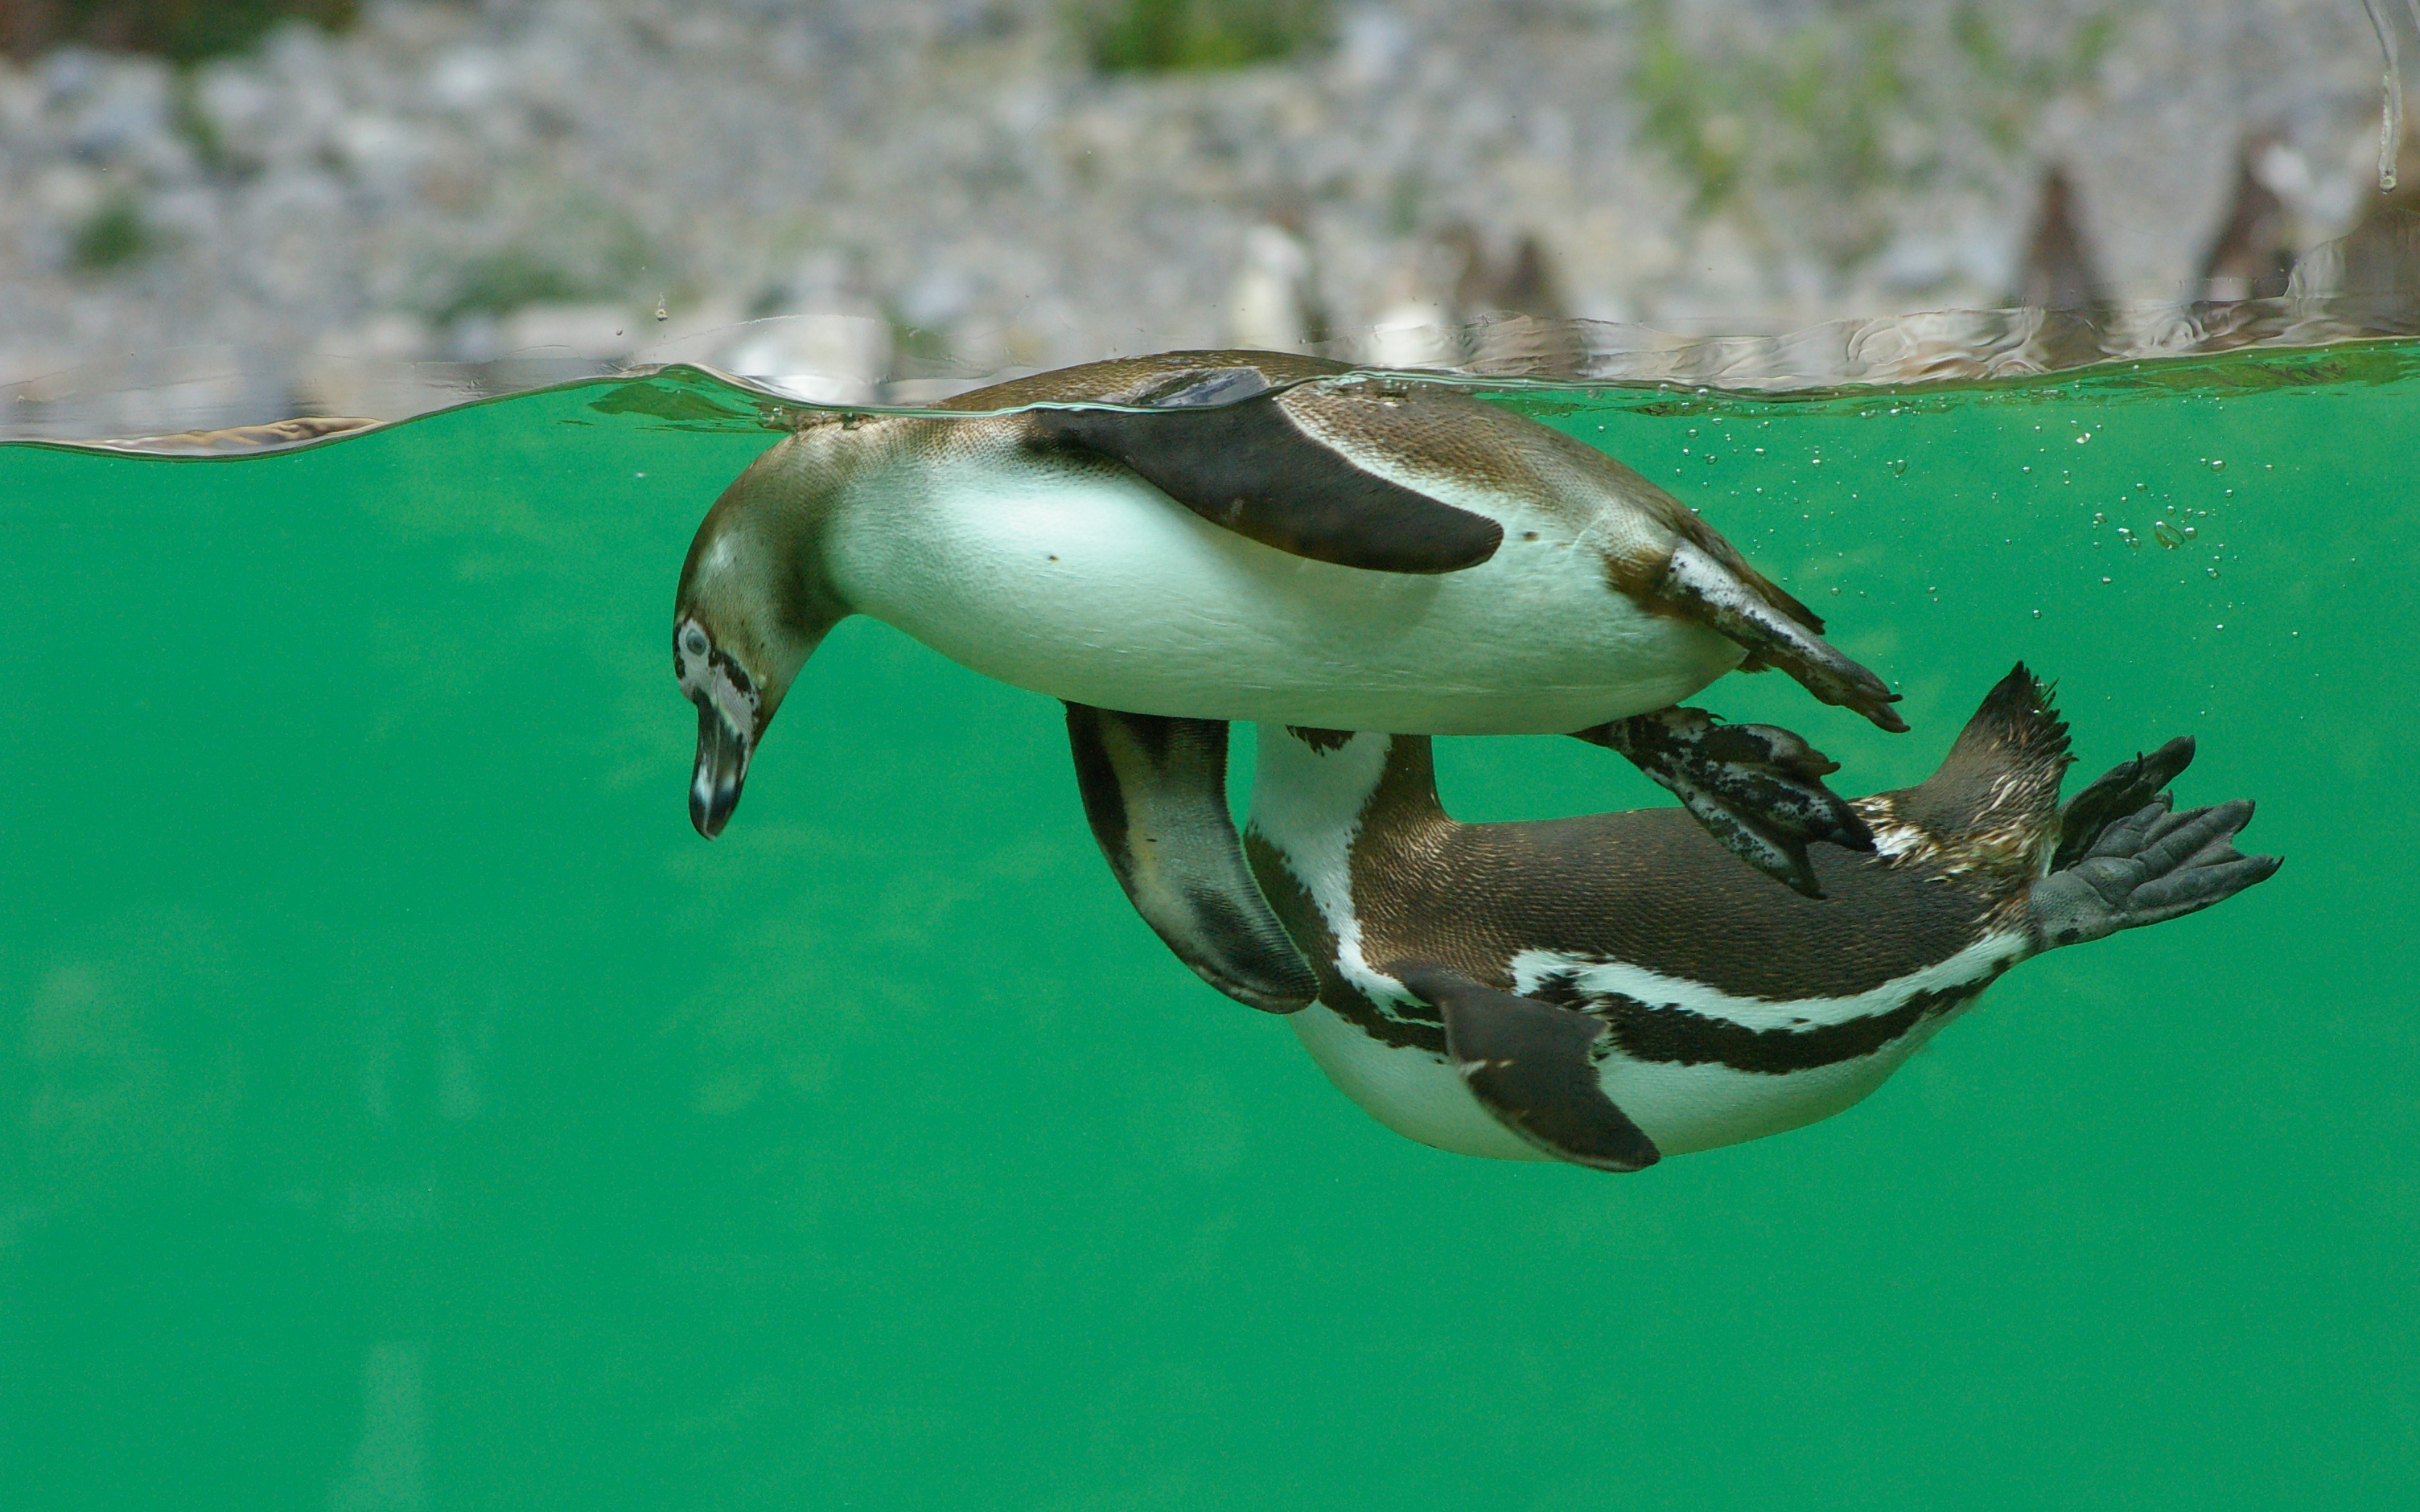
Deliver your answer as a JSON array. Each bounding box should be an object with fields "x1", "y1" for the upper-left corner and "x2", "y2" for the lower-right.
[
  {"x1": 673, "y1": 467, "x2": 830, "y2": 840},
  {"x1": 674, "y1": 610, "x2": 770, "y2": 840}
]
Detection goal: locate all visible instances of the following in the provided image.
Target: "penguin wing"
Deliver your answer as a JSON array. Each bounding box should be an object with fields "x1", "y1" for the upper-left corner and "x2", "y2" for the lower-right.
[
  {"x1": 1023, "y1": 367, "x2": 1507, "y2": 574},
  {"x1": 1389, "y1": 962, "x2": 1661, "y2": 1172},
  {"x1": 1282, "y1": 378, "x2": 1911, "y2": 732},
  {"x1": 1064, "y1": 703, "x2": 1319, "y2": 1013}
]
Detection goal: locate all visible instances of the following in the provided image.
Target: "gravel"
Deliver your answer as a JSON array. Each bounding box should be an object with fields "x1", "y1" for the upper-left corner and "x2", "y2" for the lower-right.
[{"x1": 0, "y1": 0, "x2": 2401, "y2": 439}]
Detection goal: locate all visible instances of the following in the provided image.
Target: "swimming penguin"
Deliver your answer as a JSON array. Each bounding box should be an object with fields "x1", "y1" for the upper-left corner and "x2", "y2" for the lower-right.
[
  {"x1": 674, "y1": 350, "x2": 1905, "y2": 1012},
  {"x1": 1241, "y1": 667, "x2": 2280, "y2": 1169}
]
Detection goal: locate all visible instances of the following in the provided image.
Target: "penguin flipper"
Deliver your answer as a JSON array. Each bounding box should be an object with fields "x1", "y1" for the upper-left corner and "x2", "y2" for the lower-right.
[
  {"x1": 1388, "y1": 963, "x2": 1661, "y2": 1173},
  {"x1": 1024, "y1": 368, "x2": 1505, "y2": 574},
  {"x1": 1065, "y1": 704, "x2": 1319, "y2": 1013},
  {"x1": 2030, "y1": 792, "x2": 2282, "y2": 948},
  {"x1": 1570, "y1": 707, "x2": 1874, "y2": 899}
]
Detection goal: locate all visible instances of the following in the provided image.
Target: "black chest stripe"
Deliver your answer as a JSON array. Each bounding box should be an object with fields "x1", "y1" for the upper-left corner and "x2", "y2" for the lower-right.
[
  {"x1": 1531, "y1": 971, "x2": 2003, "y2": 1075},
  {"x1": 1319, "y1": 980, "x2": 1448, "y2": 1056}
]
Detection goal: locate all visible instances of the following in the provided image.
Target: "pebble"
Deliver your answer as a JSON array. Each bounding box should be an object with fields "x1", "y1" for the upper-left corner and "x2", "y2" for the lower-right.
[{"x1": 0, "y1": 0, "x2": 2397, "y2": 439}]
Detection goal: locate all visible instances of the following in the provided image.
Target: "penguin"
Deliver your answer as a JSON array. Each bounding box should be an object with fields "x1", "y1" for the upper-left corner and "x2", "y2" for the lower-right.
[
  {"x1": 1241, "y1": 667, "x2": 2280, "y2": 1170},
  {"x1": 674, "y1": 350, "x2": 1905, "y2": 1013}
]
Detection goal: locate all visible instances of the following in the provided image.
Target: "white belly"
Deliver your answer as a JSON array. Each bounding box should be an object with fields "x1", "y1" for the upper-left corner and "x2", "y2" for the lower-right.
[
  {"x1": 1293, "y1": 1006, "x2": 1552, "y2": 1162},
  {"x1": 1292, "y1": 1001, "x2": 1957, "y2": 1163},
  {"x1": 825, "y1": 464, "x2": 1742, "y2": 733}
]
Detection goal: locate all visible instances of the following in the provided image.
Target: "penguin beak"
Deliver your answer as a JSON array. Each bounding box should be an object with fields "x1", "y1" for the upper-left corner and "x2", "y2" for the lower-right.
[{"x1": 690, "y1": 698, "x2": 751, "y2": 838}]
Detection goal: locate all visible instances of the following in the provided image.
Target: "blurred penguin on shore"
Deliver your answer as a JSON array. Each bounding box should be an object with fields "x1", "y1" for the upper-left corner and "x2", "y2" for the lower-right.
[
  {"x1": 1360, "y1": 221, "x2": 1586, "y2": 374},
  {"x1": 2010, "y1": 166, "x2": 2112, "y2": 368},
  {"x1": 2199, "y1": 136, "x2": 2299, "y2": 302},
  {"x1": 1224, "y1": 220, "x2": 1328, "y2": 355}
]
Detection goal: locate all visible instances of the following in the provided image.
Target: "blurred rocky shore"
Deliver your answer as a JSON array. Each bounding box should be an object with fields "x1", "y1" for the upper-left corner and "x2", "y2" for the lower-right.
[{"x1": 1, "y1": 0, "x2": 2413, "y2": 439}]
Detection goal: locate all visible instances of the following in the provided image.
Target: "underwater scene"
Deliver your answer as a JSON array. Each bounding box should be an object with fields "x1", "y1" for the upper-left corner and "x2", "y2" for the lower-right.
[{"x1": 2, "y1": 342, "x2": 2414, "y2": 1509}]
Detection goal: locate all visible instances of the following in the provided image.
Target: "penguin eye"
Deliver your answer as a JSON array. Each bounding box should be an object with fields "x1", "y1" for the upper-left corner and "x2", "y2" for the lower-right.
[{"x1": 681, "y1": 626, "x2": 710, "y2": 659}]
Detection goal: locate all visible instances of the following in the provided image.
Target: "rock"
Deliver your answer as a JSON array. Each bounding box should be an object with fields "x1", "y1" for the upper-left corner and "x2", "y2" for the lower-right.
[
  {"x1": 719, "y1": 314, "x2": 893, "y2": 404},
  {"x1": 0, "y1": 0, "x2": 2406, "y2": 439},
  {"x1": 501, "y1": 302, "x2": 638, "y2": 362}
]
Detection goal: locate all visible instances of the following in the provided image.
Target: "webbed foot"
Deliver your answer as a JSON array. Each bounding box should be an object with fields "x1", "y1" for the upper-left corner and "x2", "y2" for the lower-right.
[
  {"x1": 2052, "y1": 735, "x2": 2196, "y2": 872},
  {"x1": 2031, "y1": 788, "x2": 2282, "y2": 949},
  {"x1": 1650, "y1": 540, "x2": 1908, "y2": 732},
  {"x1": 1388, "y1": 962, "x2": 1661, "y2": 1173},
  {"x1": 1570, "y1": 707, "x2": 1874, "y2": 898}
]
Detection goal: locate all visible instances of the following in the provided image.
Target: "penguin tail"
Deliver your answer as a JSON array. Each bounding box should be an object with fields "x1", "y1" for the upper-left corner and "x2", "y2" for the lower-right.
[{"x1": 1889, "y1": 665, "x2": 2074, "y2": 859}]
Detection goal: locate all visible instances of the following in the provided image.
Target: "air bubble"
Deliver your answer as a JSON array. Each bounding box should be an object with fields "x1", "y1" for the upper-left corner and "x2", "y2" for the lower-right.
[
  {"x1": 2183, "y1": 524, "x2": 2197, "y2": 540},
  {"x1": 1887, "y1": 458, "x2": 1908, "y2": 477},
  {"x1": 2074, "y1": 432, "x2": 2091, "y2": 444},
  {"x1": 2153, "y1": 521, "x2": 2184, "y2": 549},
  {"x1": 2208, "y1": 458, "x2": 2227, "y2": 472}
]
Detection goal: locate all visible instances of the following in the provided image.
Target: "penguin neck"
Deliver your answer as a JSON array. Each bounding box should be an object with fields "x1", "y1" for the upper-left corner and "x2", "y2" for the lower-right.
[
  {"x1": 1246, "y1": 727, "x2": 1451, "y2": 881},
  {"x1": 681, "y1": 430, "x2": 857, "y2": 668},
  {"x1": 1247, "y1": 727, "x2": 1455, "y2": 1003}
]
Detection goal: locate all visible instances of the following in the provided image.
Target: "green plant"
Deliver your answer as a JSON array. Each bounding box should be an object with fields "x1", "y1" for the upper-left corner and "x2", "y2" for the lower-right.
[
  {"x1": 1, "y1": 2, "x2": 359, "y2": 65},
  {"x1": 71, "y1": 198, "x2": 152, "y2": 273},
  {"x1": 426, "y1": 203, "x2": 653, "y2": 328},
  {"x1": 434, "y1": 252, "x2": 588, "y2": 327},
  {"x1": 1076, "y1": 0, "x2": 1327, "y2": 75}
]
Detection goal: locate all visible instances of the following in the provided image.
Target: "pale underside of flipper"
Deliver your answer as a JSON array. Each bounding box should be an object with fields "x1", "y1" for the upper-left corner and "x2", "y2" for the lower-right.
[
  {"x1": 1064, "y1": 705, "x2": 1319, "y2": 1013},
  {"x1": 1387, "y1": 962, "x2": 1661, "y2": 1173},
  {"x1": 1023, "y1": 367, "x2": 1505, "y2": 574}
]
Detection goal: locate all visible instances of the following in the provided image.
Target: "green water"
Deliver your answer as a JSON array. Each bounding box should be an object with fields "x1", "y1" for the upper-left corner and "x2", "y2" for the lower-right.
[{"x1": 2, "y1": 349, "x2": 2412, "y2": 1509}]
